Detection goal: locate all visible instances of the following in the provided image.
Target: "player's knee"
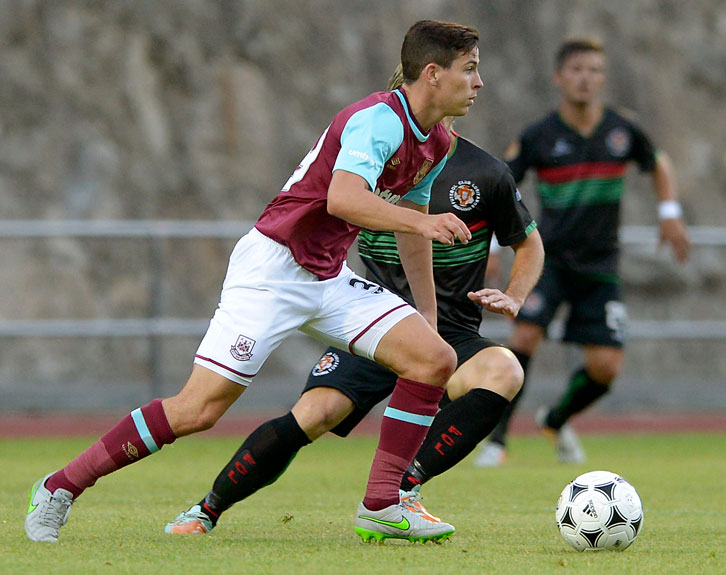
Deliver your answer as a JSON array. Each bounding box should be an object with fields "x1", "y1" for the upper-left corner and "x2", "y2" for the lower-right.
[
  {"x1": 405, "y1": 342, "x2": 456, "y2": 386},
  {"x1": 195, "y1": 410, "x2": 223, "y2": 432},
  {"x1": 175, "y1": 408, "x2": 220, "y2": 434},
  {"x1": 500, "y1": 354, "x2": 524, "y2": 398},
  {"x1": 311, "y1": 407, "x2": 344, "y2": 436},
  {"x1": 292, "y1": 388, "x2": 352, "y2": 440},
  {"x1": 587, "y1": 363, "x2": 619, "y2": 385},
  {"x1": 387, "y1": 337, "x2": 456, "y2": 386},
  {"x1": 426, "y1": 343, "x2": 457, "y2": 385},
  {"x1": 166, "y1": 400, "x2": 222, "y2": 435},
  {"x1": 296, "y1": 405, "x2": 343, "y2": 439},
  {"x1": 585, "y1": 352, "x2": 622, "y2": 384},
  {"x1": 480, "y1": 348, "x2": 523, "y2": 400}
]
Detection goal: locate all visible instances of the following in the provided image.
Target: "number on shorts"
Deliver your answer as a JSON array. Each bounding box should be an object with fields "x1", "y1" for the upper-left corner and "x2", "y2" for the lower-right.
[{"x1": 605, "y1": 300, "x2": 628, "y2": 342}]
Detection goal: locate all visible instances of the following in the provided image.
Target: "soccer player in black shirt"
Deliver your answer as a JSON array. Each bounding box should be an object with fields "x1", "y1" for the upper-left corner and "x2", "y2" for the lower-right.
[
  {"x1": 476, "y1": 38, "x2": 690, "y2": 467},
  {"x1": 164, "y1": 67, "x2": 544, "y2": 540}
]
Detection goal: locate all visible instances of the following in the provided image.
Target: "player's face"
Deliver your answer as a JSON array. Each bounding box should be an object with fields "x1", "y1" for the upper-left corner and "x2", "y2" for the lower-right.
[
  {"x1": 437, "y1": 47, "x2": 482, "y2": 116},
  {"x1": 555, "y1": 51, "x2": 606, "y2": 106}
]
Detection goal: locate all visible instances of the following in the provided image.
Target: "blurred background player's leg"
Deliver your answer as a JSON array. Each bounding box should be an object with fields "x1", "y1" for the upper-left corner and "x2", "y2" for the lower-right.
[{"x1": 537, "y1": 344, "x2": 622, "y2": 463}]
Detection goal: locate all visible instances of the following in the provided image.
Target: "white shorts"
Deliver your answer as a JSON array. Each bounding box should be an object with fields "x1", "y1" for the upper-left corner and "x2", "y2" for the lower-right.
[{"x1": 194, "y1": 227, "x2": 416, "y2": 385}]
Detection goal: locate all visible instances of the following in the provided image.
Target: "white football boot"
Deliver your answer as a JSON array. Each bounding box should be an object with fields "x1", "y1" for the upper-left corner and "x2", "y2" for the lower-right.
[
  {"x1": 536, "y1": 406, "x2": 586, "y2": 464},
  {"x1": 354, "y1": 501, "x2": 454, "y2": 543},
  {"x1": 473, "y1": 441, "x2": 507, "y2": 467},
  {"x1": 25, "y1": 473, "x2": 74, "y2": 542}
]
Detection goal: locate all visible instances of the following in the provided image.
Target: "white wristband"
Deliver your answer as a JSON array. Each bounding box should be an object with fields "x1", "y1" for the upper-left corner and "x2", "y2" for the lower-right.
[{"x1": 658, "y1": 201, "x2": 682, "y2": 220}]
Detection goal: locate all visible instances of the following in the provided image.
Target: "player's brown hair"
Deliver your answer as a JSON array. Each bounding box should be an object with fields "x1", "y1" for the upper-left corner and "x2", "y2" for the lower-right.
[
  {"x1": 400, "y1": 20, "x2": 479, "y2": 84},
  {"x1": 555, "y1": 38, "x2": 605, "y2": 70}
]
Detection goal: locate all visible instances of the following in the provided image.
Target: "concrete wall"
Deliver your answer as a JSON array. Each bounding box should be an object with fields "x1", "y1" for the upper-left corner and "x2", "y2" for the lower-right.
[{"x1": 1, "y1": 1, "x2": 724, "y2": 414}]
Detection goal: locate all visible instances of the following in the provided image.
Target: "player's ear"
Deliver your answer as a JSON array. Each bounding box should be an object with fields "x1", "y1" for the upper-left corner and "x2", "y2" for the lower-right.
[{"x1": 423, "y1": 63, "x2": 440, "y2": 86}]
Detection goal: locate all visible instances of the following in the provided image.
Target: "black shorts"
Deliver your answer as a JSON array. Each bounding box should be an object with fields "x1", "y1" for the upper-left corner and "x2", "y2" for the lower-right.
[
  {"x1": 515, "y1": 263, "x2": 626, "y2": 347},
  {"x1": 301, "y1": 324, "x2": 502, "y2": 437}
]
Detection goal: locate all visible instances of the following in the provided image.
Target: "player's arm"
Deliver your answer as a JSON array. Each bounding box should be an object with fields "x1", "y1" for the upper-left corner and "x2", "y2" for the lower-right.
[
  {"x1": 467, "y1": 228, "x2": 544, "y2": 317},
  {"x1": 327, "y1": 171, "x2": 470, "y2": 245},
  {"x1": 327, "y1": 105, "x2": 470, "y2": 245},
  {"x1": 394, "y1": 199, "x2": 437, "y2": 329},
  {"x1": 484, "y1": 234, "x2": 502, "y2": 288},
  {"x1": 652, "y1": 151, "x2": 690, "y2": 263}
]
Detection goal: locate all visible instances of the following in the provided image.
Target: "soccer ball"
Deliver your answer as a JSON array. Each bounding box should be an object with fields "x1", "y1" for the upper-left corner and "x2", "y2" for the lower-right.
[{"x1": 555, "y1": 470, "x2": 643, "y2": 551}]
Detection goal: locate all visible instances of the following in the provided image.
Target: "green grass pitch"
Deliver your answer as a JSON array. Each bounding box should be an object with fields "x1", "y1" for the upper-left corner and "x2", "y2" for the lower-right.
[{"x1": 1, "y1": 432, "x2": 723, "y2": 575}]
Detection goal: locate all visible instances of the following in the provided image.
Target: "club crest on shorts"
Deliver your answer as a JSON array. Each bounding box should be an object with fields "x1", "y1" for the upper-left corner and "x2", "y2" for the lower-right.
[
  {"x1": 449, "y1": 180, "x2": 480, "y2": 211},
  {"x1": 311, "y1": 352, "x2": 340, "y2": 376},
  {"x1": 230, "y1": 334, "x2": 256, "y2": 361}
]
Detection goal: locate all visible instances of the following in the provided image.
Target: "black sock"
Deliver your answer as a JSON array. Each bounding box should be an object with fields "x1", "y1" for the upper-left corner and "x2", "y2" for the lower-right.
[
  {"x1": 438, "y1": 392, "x2": 452, "y2": 409},
  {"x1": 546, "y1": 368, "x2": 610, "y2": 430},
  {"x1": 488, "y1": 350, "x2": 530, "y2": 446},
  {"x1": 199, "y1": 412, "x2": 311, "y2": 523},
  {"x1": 401, "y1": 388, "x2": 509, "y2": 490}
]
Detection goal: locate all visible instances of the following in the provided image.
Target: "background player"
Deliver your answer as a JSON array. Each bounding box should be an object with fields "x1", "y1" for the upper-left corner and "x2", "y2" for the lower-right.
[
  {"x1": 164, "y1": 66, "x2": 544, "y2": 539},
  {"x1": 475, "y1": 37, "x2": 690, "y2": 467},
  {"x1": 25, "y1": 20, "x2": 482, "y2": 544}
]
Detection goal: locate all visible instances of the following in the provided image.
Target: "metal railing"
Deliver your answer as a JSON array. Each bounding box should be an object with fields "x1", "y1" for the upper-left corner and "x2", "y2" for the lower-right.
[
  {"x1": 2, "y1": 220, "x2": 725, "y2": 398},
  {"x1": 2, "y1": 220, "x2": 725, "y2": 341}
]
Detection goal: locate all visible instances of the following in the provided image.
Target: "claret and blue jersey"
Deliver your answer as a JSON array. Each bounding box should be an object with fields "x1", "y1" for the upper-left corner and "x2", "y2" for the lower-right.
[{"x1": 255, "y1": 89, "x2": 449, "y2": 280}]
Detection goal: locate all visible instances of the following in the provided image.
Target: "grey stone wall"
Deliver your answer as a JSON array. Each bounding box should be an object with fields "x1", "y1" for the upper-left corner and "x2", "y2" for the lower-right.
[{"x1": 1, "y1": 1, "x2": 724, "y2": 414}]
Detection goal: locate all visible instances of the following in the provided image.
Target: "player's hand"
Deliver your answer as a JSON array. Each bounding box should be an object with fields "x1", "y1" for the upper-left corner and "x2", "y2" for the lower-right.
[
  {"x1": 659, "y1": 218, "x2": 690, "y2": 263},
  {"x1": 420, "y1": 213, "x2": 471, "y2": 245},
  {"x1": 467, "y1": 289, "x2": 521, "y2": 317}
]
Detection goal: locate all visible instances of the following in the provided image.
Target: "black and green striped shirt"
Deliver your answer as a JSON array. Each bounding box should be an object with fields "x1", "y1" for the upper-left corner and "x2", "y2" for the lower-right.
[
  {"x1": 359, "y1": 135, "x2": 536, "y2": 333},
  {"x1": 508, "y1": 108, "x2": 656, "y2": 277}
]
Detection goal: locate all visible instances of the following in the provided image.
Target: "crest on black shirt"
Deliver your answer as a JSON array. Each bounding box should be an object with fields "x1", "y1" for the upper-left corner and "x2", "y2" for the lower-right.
[
  {"x1": 606, "y1": 128, "x2": 631, "y2": 157},
  {"x1": 449, "y1": 180, "x2": 480, "y2": 211},
  {"x1": 551, "y1": 138, "x2": 573, "y2": 157}
]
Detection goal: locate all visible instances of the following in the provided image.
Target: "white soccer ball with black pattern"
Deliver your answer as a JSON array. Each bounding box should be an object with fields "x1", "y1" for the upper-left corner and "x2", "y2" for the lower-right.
[{"x1": 555, "y1": 470, "x2": 643, "y2": 551}]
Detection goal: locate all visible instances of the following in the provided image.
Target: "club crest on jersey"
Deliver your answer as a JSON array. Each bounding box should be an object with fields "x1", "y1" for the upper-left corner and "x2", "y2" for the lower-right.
[
  {"x1": 311, "y1": 352, "x2": 340, "y2": 376},
  {"x1": 449, "y1": 180, "x2": 480, "y2": 211},
  {"x1": 412, "y1": 158, "x2": 434, "y2": 186},
  {"x1": 551, "y1": 138, "x2": 573, "y2": 157},
  {"x1": 606, "y1": 128, "x2": 631, "y2": 157},
  {"x1": 230, "y1": 334, "x2": 256, "y2": 361}
]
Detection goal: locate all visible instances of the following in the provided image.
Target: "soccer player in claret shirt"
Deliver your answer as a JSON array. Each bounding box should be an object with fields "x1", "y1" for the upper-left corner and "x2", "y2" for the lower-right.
[
  {"x1": 25, "y1": 20, "x2": 482, "y2": 543},
  {"x1": 475, "y1": 38, "x2": 690, "y2": 467},
  {"x1": 164, "y1": 66, "x2": 543, "y2": 540}
]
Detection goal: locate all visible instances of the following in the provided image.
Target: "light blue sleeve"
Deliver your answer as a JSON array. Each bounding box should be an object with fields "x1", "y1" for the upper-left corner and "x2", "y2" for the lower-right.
[
  {"x1": 333, "y1": 103, "x2": 404, "y2": 192},
  {"x1": 402, "y1": 155, "x2": 448, "y2": 205}
]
